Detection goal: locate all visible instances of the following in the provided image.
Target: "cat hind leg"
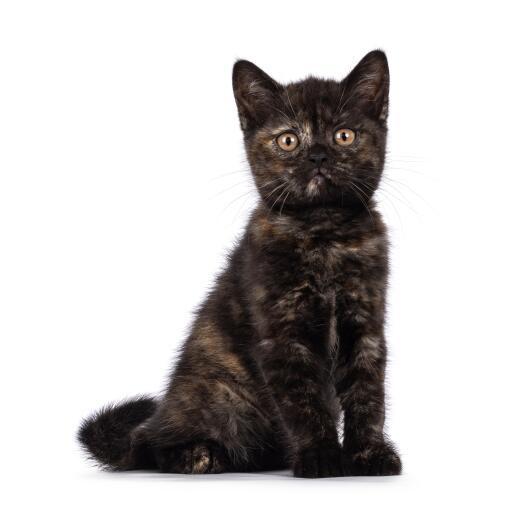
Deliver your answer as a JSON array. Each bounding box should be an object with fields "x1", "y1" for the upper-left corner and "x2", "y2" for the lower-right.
[{"x1": 153, "y1": 440, "x2": 229, "y2": 474}]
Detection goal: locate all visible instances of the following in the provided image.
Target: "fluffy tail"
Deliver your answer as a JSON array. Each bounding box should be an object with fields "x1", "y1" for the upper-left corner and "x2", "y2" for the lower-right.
[{"x1": 78, "y1": 396, "x2": 158, "y2": 470}]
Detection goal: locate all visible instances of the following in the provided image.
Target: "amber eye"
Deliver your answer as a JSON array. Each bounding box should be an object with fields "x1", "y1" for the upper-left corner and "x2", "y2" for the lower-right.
[
  {"x1": 334, "y1": 128, "x2": 356, "y2": 146},
  {"x1": 276, "y1": 132, "x2": 299, "y2": 151}
]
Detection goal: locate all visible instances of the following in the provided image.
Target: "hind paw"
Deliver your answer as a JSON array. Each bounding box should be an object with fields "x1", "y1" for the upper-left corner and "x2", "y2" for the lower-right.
[{"x1": 154, "y1": 441, "x2": 228, "y2": 474}]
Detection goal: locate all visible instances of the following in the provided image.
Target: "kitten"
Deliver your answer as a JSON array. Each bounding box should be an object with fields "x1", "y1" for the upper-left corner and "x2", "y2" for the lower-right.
[{"x1": 79, "y1": 50, "x2": 401, "y2": 478}]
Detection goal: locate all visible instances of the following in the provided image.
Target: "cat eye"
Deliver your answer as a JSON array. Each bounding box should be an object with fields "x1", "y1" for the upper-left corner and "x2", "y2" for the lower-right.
[
  {"x1": 334, "y1": 128, "x2": 356, "y2": 146},
  {"x1": 276, "y1": 132, "x2": 299, "y2": 151}
]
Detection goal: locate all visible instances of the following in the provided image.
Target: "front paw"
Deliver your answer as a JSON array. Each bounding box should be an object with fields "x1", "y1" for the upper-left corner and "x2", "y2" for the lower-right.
[
  {"x1": 293, "y1": 442, "x2": 343, "y2": 478},
  {"x1": 343, "y1": 441, "x2": 402, "y2": 476}
]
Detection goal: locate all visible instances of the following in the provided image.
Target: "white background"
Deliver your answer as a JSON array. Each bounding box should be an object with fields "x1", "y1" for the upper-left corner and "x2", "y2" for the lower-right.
[{"x1": 1, "y1": 1, "x2": 511, "y2": 510}]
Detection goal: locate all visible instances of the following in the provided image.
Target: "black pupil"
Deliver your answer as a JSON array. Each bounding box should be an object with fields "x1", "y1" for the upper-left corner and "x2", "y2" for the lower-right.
[
  {"x1": 285, "y1": 136, "x2": 292, "y2": 145},
  {"x1": 342, "y1": 132, "x2": 348, "y2": 141}
]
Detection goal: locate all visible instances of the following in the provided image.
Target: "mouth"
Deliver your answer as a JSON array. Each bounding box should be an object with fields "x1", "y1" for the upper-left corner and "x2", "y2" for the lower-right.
[{"x1": 313, "y1": 166, "x2": 329, "y2": 176}]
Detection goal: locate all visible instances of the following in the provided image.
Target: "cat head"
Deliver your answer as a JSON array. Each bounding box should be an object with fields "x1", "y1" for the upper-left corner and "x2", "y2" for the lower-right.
[{"x1": 232, "y1": 51, "x2": 389, "y2": 211}]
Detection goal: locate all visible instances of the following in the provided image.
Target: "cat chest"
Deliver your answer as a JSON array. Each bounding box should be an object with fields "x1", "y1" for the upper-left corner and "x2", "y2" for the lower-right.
[
  {"x1": 301, "y1": 238, "x2": 378, "y2": 291},
  {"x1": 299, "y1": 237, "x2": 384, "y2": 328},
  {"x1": 311, "y1": 246, "x2": 375, "y2": 358}
]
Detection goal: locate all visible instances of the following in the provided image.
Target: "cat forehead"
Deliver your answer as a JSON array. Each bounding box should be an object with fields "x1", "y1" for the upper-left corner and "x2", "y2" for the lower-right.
[
  {"x1": 272, "y1": 78, "x2": 352, "y2": 129},
  {"x1": 283, "y1": 78, "x2": 344, "y2": 111}
]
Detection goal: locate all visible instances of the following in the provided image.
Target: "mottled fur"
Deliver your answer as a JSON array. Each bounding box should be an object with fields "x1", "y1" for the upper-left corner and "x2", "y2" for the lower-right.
[{"x1": 79, "y1": 50, "x2": 401, "y2": 478}]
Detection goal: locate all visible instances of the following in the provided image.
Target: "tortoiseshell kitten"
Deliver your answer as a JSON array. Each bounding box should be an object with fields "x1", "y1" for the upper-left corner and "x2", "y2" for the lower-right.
[{"x1": 79, "y1": 50, "x2": 401, "y2": 478}]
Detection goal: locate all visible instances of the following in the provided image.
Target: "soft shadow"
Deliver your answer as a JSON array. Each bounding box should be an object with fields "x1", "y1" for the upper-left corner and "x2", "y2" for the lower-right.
[{"x1": 82, "y1": 468, "x2": 403, "y2": 484}]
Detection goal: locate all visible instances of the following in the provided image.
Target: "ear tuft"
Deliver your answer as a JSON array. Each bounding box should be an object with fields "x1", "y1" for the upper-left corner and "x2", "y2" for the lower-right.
[
  {"x1": 344, "y1": 50, "x2": 390, "y2": 122},
  {"x1": 232, "y1": 60, "x2": 281, "y2": 131}
]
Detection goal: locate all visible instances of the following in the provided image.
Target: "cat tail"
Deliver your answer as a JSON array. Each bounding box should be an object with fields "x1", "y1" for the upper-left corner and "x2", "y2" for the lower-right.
[{"x1": 78, "y1": 395, "x2": 158, "y2": 470}]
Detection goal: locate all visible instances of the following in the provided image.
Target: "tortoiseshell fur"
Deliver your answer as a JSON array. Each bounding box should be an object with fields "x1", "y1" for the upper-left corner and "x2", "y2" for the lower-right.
[{"x1": 79, "y1": 50, "x2": 401, "y2": 478}]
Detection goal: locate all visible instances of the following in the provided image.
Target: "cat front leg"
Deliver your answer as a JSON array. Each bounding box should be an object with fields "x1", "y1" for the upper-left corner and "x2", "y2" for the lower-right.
[
  {"x1": 256, "y1": 337, "x2": 342, "y2": 477},
  {"x1": 336, "y1": 322, "x2": 402, "y2": 476},
  {"x1": 252, "y1": 284, "x2": 343, "y2": 478}
]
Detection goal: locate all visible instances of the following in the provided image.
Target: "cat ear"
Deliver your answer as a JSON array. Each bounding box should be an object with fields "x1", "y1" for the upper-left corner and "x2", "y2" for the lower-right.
[
  {"x1": 343, "y1": 50, "x2": 390, "y2": 122},
  {"x1": 232, "y1": 60, "x2": 282, "y2": 131}
]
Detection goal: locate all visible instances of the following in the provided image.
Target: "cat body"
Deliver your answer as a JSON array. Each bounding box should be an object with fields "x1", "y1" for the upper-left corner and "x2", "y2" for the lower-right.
[{"x1": 79, "y1": 50, "x2": 401, "y2": 478}]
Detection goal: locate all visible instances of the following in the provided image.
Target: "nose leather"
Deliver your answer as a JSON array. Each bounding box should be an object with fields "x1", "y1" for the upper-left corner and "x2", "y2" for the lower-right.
[
  {"x1": 309, "y1": 153, "x2": 327, "y2": 166},
  {"x1": 308, "y1": 144, "x2": 328, "y2": 166}
]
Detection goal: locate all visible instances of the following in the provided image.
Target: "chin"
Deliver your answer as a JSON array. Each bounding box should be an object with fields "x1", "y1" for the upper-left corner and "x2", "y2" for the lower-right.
[
  {"x1": 305, "y1": 176, "x2": 327, "y2": 198},
  {"x1": 300, "y1": 179, "x2": 342, "y2": 206}
]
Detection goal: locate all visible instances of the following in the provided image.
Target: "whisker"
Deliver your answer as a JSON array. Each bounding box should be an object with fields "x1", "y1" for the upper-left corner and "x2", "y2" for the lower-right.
[
  {"x1": 270, "y1": 105, "x2": 293, "y2": 125},
  {"x1": 334, "y1": 81, "x2": 348, "y2": 117},
  {"x1": 386, "y1": 154, "x2": 426, "y2": 163},
  {"x1": 284, "y1": 88, "x2": 297, "y2": 120},
  {"x1": 378, "y1": 183, "x2": 419, "y2": 215},
  {"x1": 209, "y1": 180, "x2": 252, "y2": 199},
  {"x1": 219, "y1": 189, "x2": 256, "y2": 215},
  {"x1": 269, "y1": 185, "x2": 289, "y2": 214},
  {"x1": 348, "y1": 182, "x2": 375, "y2": 227},
  {"x1": 350, "y1": 180, "x2": 371, "y2": 200},
  {"x1": 234, "y1": 192, "x2": 257, "y2": 220},
  {"x1": 336, "y1": 77, "x2": 377, "y2": 116},
  {"x1": 348, "y1": 169, "x2": 424, "y2": 215},
  {"x1": 381, "y1": 175, "x2": 427, "y2": 203},
  {"x1": 279, "y1": 188, "x2": 291, "y2": 216},
  {"x1": 264, "y1": 182, "x2": 287, "y2": 201},
  {"x1": 373, "y1": 188, "x2": 405, "y2": 229},
  {"x1": 209, "y1": 169, "x2": 251, "y2": 181}
]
